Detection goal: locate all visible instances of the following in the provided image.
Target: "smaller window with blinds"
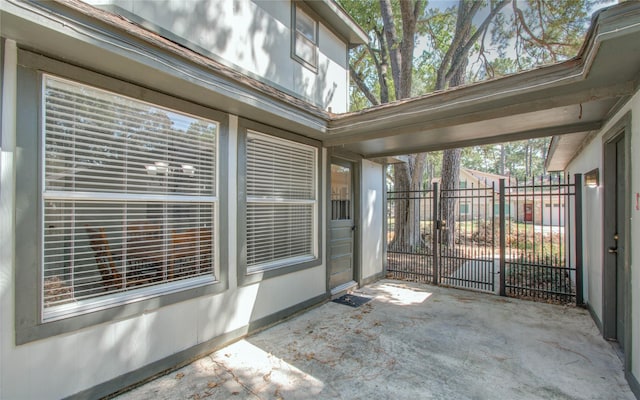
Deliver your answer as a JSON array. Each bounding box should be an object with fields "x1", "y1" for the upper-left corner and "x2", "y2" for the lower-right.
[
  {"x1": 42, "y1": 75, "x2": 218, "y2": 321},
  {"x1": 245, "y1": 131, "x2": 318, "y2": 273},
  {"x1": 292, "y1": 5, "x2": 318, "y2": 70}
]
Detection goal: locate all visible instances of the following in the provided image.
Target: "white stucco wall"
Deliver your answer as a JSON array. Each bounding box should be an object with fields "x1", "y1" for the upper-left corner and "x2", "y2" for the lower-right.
[
  {"x1": 566, "y1": 137, "x2": 604, "y2": 317},
  {"x1": 566, "y1": 88, "x2": 640, "y2": 382},
  {"x1": 360, "y1": 159, "x2": 384, "y2": 281},
  {"x1": 85, "y1": 0, "x2": 349, "y2": 113},
  {"x1": 0, "y1": 45, "x2": 330, "y2": 399}
]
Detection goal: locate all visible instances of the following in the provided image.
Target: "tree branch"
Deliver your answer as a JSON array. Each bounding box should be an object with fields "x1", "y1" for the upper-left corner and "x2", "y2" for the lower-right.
[
  {"x1": 443, "y1": 0, "x2": 510, "y2": 87},
  {"x1": 349, "y1": 64, "x2": 380, "y2": 106},
  {"x1": 512, "y1": 0, "x2": 556, "y2": 60},
  {"x1": 397, "y1": 0, "x2": 423, "y2": 98},
  {"x1": 374, "y1": 30, "x2": 390, "y2": 103}
]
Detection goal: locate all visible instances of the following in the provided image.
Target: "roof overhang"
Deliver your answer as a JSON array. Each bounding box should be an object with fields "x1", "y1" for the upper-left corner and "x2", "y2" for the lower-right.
[
  {"x1": 1, "y1": 1, "x2": 639, "y2": 165},
  {"x1": 304, "y1": 0, "x2": 369, "y2": 46},
  {"x1": 324, "y1": 2, "x2": 640, "y2": 160},
  {"x1": 544, "y1": 131, "x2": 600, "y2": 171}
]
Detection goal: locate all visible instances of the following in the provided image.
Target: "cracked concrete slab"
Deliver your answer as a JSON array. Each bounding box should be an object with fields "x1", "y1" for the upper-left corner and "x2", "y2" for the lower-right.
[{"x1": 113, "y1": 280, "x2": 635, "y2": 400}]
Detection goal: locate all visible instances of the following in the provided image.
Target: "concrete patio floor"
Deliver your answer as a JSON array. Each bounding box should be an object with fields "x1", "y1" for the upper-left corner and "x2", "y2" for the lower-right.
[{"x1": 114, "y1": 280, "x2": 635, "y2": 400}]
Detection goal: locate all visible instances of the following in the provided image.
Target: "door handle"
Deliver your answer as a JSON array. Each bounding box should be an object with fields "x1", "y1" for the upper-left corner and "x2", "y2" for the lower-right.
[
  {"x1": 351, "y1": 225, "x2": 356, "y2": 232},
  {"x1": 608, "y1": 247, "x2": 618, "y2": 254}
]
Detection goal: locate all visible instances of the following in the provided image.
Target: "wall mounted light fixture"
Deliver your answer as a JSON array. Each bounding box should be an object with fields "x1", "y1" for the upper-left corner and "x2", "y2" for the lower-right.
[{"x1": 585, "y1": 168, "x2": 599, "y2": 188}]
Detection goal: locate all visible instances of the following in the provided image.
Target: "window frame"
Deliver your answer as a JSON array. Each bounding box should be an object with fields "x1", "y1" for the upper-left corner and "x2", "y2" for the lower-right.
[
  {"x1": 15, "y1": 51, "x2": 229, "y2": 344},
  {"x1": 291, "y1": 3, "x2": 319, "y2": 72},
  {"x1": 237, "y1": 118, "x2": 322, "y2": 286}
]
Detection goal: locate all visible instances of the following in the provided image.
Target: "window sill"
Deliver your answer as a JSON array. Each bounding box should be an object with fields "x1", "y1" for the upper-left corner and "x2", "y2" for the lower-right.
[
  {"x1": 43, "y1": 275, "x2": 218, "y2": 322},
  {"x1": 239, "y1": 256, "x2": 321, "y2": 286}
]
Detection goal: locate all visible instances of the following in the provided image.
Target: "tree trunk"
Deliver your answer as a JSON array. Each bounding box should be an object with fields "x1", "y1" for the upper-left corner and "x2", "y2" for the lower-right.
[
  {"x1": 439, "y1": 0, "x2": 472, "y2": 246},
  {"x1": 440, "y1": 149, "x2": 461, "y2": 246},
  {"x1": 391, "y1": 155, "x2": 426, "y2": 251},
  {"x1": 379, "y1": 0, "x2": 401, "y2": 100},
  {"x1": 381, "y1": 0, "x2": 428, "y2": 250}
]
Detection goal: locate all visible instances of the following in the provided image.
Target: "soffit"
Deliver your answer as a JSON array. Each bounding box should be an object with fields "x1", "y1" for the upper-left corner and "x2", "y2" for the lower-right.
[{"x1": 545, "y1": 132, "x2": 596, "y2": 172}]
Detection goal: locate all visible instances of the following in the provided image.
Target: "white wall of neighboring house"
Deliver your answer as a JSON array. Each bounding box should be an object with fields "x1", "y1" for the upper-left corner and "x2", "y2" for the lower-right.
[
  {"x1": 565, "y1": 87, "x2": 640, "y2": 382},
  {"x1": 85, "y1": 0, "x2": 349, "y2": 113}
]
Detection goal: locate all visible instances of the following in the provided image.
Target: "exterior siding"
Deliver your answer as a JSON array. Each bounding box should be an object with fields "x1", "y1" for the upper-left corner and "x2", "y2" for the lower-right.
[
  {"x1": 0, "y1": 42, "x2": 366, "y2": 399},
  {"x1": 566, "y1": 88, "x2": 639, "y2": 385},
  {"x1": 565, "y1": 132, "x2": 604, "y2": 319},
  {"x1": 85, "y1": 0, "x2": 349, "y2": 113}
]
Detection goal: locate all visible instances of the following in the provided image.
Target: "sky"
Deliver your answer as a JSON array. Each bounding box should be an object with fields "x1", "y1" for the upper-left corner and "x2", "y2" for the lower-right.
[{"x1": 413, "y1": 0, "x2": 619, "y2": 64}]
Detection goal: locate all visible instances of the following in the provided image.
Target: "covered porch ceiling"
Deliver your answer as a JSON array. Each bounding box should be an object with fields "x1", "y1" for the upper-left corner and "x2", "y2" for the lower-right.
[{"x1": 324, "y1": 2, "x2": 640, "y2": 163}]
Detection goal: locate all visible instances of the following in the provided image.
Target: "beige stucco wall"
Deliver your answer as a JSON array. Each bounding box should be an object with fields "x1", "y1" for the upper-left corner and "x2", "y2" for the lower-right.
[{"x1": 566, "y1": 87, "x2": 639, "y2": 382}]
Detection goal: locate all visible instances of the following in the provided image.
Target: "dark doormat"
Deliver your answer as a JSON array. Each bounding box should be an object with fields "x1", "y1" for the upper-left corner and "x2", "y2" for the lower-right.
[{"x1": 332, "y1": 294, "x2": 372, "y2": 308}]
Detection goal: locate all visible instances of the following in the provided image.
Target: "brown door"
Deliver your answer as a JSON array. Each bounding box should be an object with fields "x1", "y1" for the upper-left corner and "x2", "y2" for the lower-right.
[{"x1": 524, "y1": 203, "x2": 533, "y2": 222}]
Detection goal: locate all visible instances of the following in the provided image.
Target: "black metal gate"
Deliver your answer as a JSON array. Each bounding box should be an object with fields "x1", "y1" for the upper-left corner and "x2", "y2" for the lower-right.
[
  {"x1": 439, "y1": 184, "x2": 495, "y2": 293},
  {"x1": 386, "y1": 173, "x2": 582, "y2": 305}
]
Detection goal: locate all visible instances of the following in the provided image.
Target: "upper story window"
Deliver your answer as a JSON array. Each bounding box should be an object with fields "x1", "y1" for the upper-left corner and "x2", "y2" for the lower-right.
[
  {"x1": 42, "y1": 75, "x2": 218, "y2": 321},
  {"x1": 293, "y1": 5, "x2": 318, "y2": 71}
]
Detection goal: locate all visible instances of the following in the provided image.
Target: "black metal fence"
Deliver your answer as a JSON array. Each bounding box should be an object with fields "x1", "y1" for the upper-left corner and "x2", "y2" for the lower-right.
[
  {"x1": 499, "y1": 174, "x2": 581, "y2": 304},
  {"x1": 386, "y1": 173, "x2": 582, "y2": 305},
  {"x1": 386, "y1": 187, "x2": 436, "y2": 282}
]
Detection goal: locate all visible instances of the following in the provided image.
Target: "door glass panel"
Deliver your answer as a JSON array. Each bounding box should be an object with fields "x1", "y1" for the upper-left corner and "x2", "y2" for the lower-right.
[{"x1": 331, "y1": 164, "x2": 351, "y2": 220}]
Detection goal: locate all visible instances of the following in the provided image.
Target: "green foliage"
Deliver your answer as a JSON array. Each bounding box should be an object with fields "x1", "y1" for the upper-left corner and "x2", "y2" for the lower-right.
[
  {"x1": 340, "y1": 0, "x2": 610, "y2": 110},
  {"x1": 487, "y1": 0, "x2": 607, "y2": 76}
]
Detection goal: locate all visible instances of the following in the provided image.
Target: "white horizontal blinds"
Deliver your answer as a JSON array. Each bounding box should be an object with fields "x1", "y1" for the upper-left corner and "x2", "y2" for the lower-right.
[
  {"x1": 246, "y1": 131, "x2": 317, "y2": 270},
  {"x1": 44, "y1": 77, "x2": 216, "y2": 196},
  {"x1": 42, "y1": 75, "x2": 217, "y2": 320},
  {"x1": 246, "y1": 132, "x2": 315, "y2": 199}
]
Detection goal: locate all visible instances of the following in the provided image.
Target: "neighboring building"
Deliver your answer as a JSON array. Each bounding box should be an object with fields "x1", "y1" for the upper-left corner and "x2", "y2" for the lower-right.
[{"x1": 1, "y1": 1, "x2": 639, "y2": 399}]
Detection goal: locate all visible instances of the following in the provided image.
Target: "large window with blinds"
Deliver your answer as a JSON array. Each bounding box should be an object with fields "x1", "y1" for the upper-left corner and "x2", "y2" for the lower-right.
[
  {"x1": 42, "y1": 75, "x2": 218, "y2": 321},
  {"x1": 245, "y1": 130, "x2": 318, "y2": 274}
]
